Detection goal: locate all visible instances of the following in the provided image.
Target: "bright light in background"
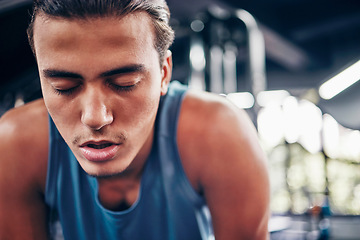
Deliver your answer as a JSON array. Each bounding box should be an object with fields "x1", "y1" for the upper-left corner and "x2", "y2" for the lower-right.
[
  {"x1": 339, "y1": 128, "x2": 360, "y2": 160},
  {"x1": 226, "y1": 92, "x2": 255, "y2": 109},
  {"x1": 14, "y1": 93, "x2": 24, "y2": 108},
  {"x1": 257, "y1": 104, "x2": 285, "y2": 148},
  {"x1": 256, "y1": 88, "x2": 360, "y2": 157},
  {"x1": 189, "y1": 41, "x2": 206, "y2": 91},
  {"x1": 322, "y1": 114, "x2": 340, "y2": 158},
  {"x1": 257, "y1": 90, "x2": 290, "y2": 107},
  {"x1": 322, "y1": 114, "x2": 360, "y2": 161},
  {"x1": 190, "y1": 43, "x2": 206, "y2": 72},
  {"x1": 190, "y1": 20, "x2": 204, "y2": 32},
  {"x1": 257, "y1": 95, "x2": 323, "y2": 153},
  {"x1": 319, "y1": 60, "x2": 360, "y2": 100},
  {"x1": 282, "y1": 96, "x2": 300, "y2": 144},
  {"x1": 297, "y1": 100, "x2": 323, "y2": 154}
]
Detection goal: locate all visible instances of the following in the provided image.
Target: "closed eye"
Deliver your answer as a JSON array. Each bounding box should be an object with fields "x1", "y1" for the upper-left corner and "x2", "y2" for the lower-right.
[
  {"x1": 53, "y1": 85, "x2": 80, "y2": 96},
  {"x1": 108, "y1": 81, "x2": 139, "y2": 93}
]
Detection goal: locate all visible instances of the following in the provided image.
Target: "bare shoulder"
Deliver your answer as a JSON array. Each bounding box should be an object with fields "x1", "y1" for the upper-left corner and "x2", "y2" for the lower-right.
[
  {"x1": 0, "y1": 99, "x2": 49, "y2": 239},
  {"x1": 0, "y1": 99, "x2": 49, "y2": 193},
  {"x1": 178, "y1": 89, "x2": 259, "y2": 138},
  {"x1": 177, "y1": 90, "x2": 270, "y2": 239},
  {"x1": 177, "y1": 89, "x2": 266, "y2": 182}
]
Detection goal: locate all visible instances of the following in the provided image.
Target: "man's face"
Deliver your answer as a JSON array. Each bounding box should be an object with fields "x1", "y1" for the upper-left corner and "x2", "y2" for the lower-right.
[{"x1": 33, "y1": 12, "x2": 172, "y2": 177}]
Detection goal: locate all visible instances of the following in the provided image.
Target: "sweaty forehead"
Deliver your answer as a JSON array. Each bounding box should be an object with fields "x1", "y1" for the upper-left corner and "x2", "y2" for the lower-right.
[{"x1": 32, "y1": 12, "x2": 156, "y2": 54}]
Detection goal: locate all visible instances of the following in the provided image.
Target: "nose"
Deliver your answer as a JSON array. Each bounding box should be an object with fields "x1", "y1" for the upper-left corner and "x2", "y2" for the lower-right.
[{"x1": 81, "y1": 90, "x2": 113, "y2": 131}]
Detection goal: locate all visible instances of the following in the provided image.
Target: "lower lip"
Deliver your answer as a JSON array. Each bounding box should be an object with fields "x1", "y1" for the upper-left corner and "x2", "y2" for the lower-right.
[{"x1": 79, "y1": 144, "x2": 120, "y2": 162}]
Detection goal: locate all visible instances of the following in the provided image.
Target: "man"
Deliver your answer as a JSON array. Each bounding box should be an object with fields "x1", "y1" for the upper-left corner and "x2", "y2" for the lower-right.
[{"x1": 0, "y1": 0, "x2": 269, "y2": 239}]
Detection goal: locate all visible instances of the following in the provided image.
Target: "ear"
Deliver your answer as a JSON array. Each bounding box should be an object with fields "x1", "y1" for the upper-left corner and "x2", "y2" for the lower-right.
[{"x1": 160, "y1": 50, "x2": 173, "y2": 96}]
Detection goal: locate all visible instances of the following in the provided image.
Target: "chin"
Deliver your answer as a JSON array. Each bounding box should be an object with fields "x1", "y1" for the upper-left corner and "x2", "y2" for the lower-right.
[
  {"x1": 82, "y1": 163, "x2": 129, "y2": 178},
  {"x1": 78, "y1": 158, "x2": 130, "y2": 179},
  {"x1": 85, "y1": 171, "x2": 125, "y2": 179}
]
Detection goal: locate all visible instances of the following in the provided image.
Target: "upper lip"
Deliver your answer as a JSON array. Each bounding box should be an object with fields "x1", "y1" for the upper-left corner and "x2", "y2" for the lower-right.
[{"x1": 79, "y1": 140, "x2": 120, "y2": 147}]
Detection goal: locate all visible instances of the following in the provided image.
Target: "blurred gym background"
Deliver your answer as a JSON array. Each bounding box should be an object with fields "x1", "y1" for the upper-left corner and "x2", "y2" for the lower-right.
[{"x1": 1, "y1": 0, "x2": 360, "y2": 239}]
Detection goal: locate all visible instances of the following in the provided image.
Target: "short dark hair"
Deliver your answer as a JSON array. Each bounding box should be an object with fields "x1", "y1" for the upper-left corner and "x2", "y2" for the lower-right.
[{"x1": 27, "y1": 0, "x2": 175, "y2": 65}]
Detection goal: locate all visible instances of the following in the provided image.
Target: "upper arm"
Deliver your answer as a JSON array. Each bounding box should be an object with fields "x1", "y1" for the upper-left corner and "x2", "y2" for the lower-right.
[
  {"x1": 178, "y1": 92, "x2": 270, "y2": 240},
  {"x1": 0, "y1": 100, "x2": 49, "y2": 239}
]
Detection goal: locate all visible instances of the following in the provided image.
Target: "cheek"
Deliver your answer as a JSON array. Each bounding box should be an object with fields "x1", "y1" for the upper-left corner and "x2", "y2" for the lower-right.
[
  {"x1": 126, "y1": 87, "x2": 161, "y2": 129},
  {"x1": 41, "y1": 79, "x2": 63, "y2": 113},
  {"x1": 132, "y1": 94, "x2": 159, "y2": 123},
  {"x1": 43, "y1": 95, "x2": 72, "y2": 121},
  {"x1": 41, "y1": 86, "x2": 78, "y2": 139}
]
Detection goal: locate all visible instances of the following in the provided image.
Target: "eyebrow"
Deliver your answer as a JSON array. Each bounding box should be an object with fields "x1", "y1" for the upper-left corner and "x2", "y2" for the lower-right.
[
  {"x1": 43, "y1": 69, "x2": 82, "y2": 79},
  {"x1": 100, "y1": 64, "x2": 145, "y2": 78},
  {"x1": 42, "y1": 64, "x2": 146, "y2": 80}
]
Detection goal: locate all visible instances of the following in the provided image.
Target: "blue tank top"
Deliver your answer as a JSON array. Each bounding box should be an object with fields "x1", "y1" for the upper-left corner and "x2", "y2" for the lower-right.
[{"x1": 45, "y1": 81, "x2": 214, "y2": 240}]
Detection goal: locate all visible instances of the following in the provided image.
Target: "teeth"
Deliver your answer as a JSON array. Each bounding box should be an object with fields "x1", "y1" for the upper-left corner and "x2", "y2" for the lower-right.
[{"x1": 88, "y1": 143, "x2": 112, "y2": 149}]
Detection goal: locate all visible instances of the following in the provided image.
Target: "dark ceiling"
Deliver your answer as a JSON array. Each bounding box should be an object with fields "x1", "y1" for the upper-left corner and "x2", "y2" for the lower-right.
[{"x1": 1, "y1": 0, "x2": 360, "y2": 121}]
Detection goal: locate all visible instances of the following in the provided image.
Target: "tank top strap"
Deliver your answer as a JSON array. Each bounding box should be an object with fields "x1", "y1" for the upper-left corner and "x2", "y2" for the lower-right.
[
  {"x1": 158, "y1": 80, "x2": 188, "y2": 138},
  {"x1": 45, "y1": 116, "x2": 62, "y2": 207},
  {"x1": 157, "y1": 81, "x2": 206, "y2": 206}
]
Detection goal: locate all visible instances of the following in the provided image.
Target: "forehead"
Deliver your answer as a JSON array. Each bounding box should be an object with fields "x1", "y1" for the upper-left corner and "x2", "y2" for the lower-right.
[{"x1": 32, "y1": 12, "x2": 157, "y2": 67}]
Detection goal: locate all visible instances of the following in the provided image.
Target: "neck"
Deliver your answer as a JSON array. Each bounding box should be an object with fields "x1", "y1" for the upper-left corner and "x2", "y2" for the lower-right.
[{"x1": 96, "y1": 126, "x2": 155, "y2": 210}]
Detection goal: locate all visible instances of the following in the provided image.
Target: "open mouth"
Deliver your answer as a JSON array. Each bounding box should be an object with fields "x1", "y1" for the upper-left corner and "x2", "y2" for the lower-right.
[
  {"x1": 87, "y1": 143, "x2": 113, "y2": 149},
  {"x1": 79, "y1": 141, "x2": 120, "y2": 162}
]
